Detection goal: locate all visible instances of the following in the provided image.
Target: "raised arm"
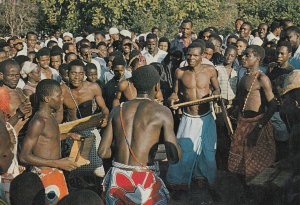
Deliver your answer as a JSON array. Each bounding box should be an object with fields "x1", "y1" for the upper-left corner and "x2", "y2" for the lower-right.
[
  {"x1": 98, "y1": 110, "x2": 114, "y2": 158},
  {"x1": 93, "y1": 83, "x2": 110, "y2": 127},
  {"x1": 161, "y1": 107, "x2": 181, "y2": 163}
]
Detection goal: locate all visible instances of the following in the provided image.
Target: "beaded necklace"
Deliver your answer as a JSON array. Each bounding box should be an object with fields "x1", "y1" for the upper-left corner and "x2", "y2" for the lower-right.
[{"x1": 242, "y1": 72, "x2": 259, "y2": 113}]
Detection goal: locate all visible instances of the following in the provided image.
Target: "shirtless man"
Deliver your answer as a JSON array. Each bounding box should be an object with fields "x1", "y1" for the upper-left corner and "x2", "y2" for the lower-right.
[
  {"x1": 103, "y1": 56, "x2": 136, "y2": 111},
  {"x1": 61, "y1": 59, "x2": 109, "y2": 177},
  {"x1": 228, "y1": 45, "x2": 277, "y2": 179},
  {"x1": 0, "y1": 112, "x2": 13, "y2": 175},
  {"x1": 62, "y1": 59, "x2": 109, "y2": 122},
  {"x1": 166, "y1": 42, "x2": 221, "y2": 200},
  {"x1": 98, "y1": 65, "x2": 181, "y2": 204},
  {"x1": 0, "y1": 59, "x2": 32, "y2": 134},
  {"x1": 20, "y1": 79, "x2": 80, "y2": 204},
  {"x1": 0, "y1": 112, "x2": 14, "y2": 203}
]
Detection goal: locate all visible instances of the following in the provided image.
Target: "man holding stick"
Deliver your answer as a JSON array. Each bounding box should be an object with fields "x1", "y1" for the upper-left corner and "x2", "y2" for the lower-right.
[
  {"x1": 166, "y1": 42, "x2": 221, "y2": 201},
  {"x1": 99, "y1": 65, "x2": 181, "y2": 204}
]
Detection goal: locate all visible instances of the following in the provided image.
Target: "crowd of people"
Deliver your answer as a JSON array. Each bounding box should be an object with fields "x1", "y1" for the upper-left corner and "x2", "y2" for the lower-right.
[{"x1": 0, "y1": 17, "x2": 300, "y2": 205}]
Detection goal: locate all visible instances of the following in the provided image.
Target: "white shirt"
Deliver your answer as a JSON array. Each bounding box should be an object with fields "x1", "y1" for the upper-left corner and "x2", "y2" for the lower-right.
[
  {"x1": 104, "y1": 70, "x2": 132, "y2": 84},
  {"x1": 41, "y1": 67, "x2": 60, "y2": 81},
  {"x1": 266, "y1": 32, "x2": 280, "y2": 43},
  {"x1": 16, "y1": 78, "x2": 25, "y2": 89},
  {"x1": 179, "y1": 57, "x2": 214, "y2": 68},
  {"x1": 142, "y1": 49, "x2": 167, "y2": 65},
  {"x1": 215, "y1": 65, "x2": 237, "y2": 100},
  {"x1": 93, "y1": 57, "x2": 108, "y2": 82},
  {"x1": 83, "y1": 59, "x2": 102, "y2": 79}
]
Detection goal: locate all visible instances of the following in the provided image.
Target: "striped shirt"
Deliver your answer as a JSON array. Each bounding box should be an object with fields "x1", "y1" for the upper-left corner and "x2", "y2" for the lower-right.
[{"x1": 215, "y1": 65, "x2": 237, "y2": 101}]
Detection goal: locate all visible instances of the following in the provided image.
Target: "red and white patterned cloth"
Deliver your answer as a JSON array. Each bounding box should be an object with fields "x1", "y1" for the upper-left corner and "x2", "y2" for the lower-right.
[{"x1": 103, "y1": 161, "x2": 169, "y2": 205}]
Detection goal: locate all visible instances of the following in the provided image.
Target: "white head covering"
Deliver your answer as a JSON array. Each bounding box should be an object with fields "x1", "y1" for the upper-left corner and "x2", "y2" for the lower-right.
[
  {"x1": 109, "y1": 27, "x2": 119, "y2": 35},
  {"x1": 120, "y1": 30, "x2": 131, "y2": 38},
  {"x1": 86, "y1": 34, "x2": 95, "y2": 42},
  {"x1": 75, "y1": 36, "x2": 83, "y2": 43},
  {"x1": 63, "y1": 32, "x2": 73, "y2": 39},
  {"x1": 20, "y1": 61, "x2": 38, "y2": 78}
]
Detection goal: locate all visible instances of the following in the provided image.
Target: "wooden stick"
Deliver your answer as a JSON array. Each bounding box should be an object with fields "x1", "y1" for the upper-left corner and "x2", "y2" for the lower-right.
[
  {"x1": 170, "y1": 95, "x2": 221, "y2": 109},
  {"x1": 69, "y1": 140, "x2": 90, "y2": 166},
  {"x1": 59, "y1": 113, "x2": 105, "y2": 134}
]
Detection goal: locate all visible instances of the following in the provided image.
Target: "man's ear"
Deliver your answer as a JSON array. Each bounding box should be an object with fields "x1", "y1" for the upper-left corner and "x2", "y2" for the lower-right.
[
  {"x1": 44, "y1": 96, "x2": 50, "y2": 103},
  {"x1": 0, "y1": 72, "x2": 3, "y2": 80},
  {"x1": 155, "y1": 83, "x2": 160, "y2": 92}
]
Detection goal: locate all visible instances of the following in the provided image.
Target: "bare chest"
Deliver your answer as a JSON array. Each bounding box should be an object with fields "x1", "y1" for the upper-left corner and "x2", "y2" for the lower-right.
[
  {"x1": 181, "y1": 71, "x2": 210, "y2": 90},
  {"x1": 240, "y1": 76, "x2": 260, "y2": 94},
  {"x1": 64, "y1": 87, "x2": 95, "y2": 109},
  {"x1": 8, "y1": 90, "x2": 23, "y2": 114},
  {"x1": 42, "y1": 117, "x2": 60, "y2": 141}
]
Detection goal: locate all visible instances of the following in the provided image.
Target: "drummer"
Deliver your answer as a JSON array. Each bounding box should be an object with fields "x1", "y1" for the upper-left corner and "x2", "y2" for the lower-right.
[
  {"x1": 20, "y1": 79, "x2": 81, "y2": 204},
  {"x1": 166, "y1": 42, "x2": 221, "y2": 201}
]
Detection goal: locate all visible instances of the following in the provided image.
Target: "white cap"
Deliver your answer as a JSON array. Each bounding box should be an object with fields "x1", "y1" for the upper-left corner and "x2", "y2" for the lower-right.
[
  {"x1": 86, "y1": 34, "x2": 95, "y2": 42},
  {"x1": 120, "y1": 30, "x2": 131, "y2": 38},
  {"x1": 63, "y1": 32, "x2": 73, "y2": 39},
  {"x1": 20, "y1": 61, "x2": 38, "y2": 78},
  {"x1": 109, "y1": 27, "x2": 119, "y2": 35},
  {"x1": 75, "y1": 36, "x2": 83, "y2": 43}
]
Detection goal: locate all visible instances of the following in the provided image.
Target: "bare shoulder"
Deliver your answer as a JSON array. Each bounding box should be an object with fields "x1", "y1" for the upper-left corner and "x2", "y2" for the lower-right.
[
  {"x1": 258, "y1": 72, "x2": 272, "y2": 86},
  {"x1": 176, "y1": 66, "x2": 188, "y2": 78},
  {"x1": 60, "y1": 83, "x2": 69, "y2": 93},
  {"x1": 203, "y1": 64, "x2": 217, "y2": 76},
  {"x1": 203, "y1": 64, "x2": 216, "y2": 71},
  {"x1": 86, "y1": 81, "x2": 100, "y2": 90},
  {"x1": 28, "y1": 113, "x2": 46, "y2": 131},
  {"x1": 152, "y1": 103, "x2": 173, "y2": 120}
]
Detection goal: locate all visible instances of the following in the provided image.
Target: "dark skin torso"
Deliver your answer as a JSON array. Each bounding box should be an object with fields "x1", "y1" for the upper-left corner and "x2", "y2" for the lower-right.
[
  {"x1": 175, "y1": 65, "x2": 220, "y2": 115},
  {"x1": 61, "y1": 81, "x2": 109, "y2": 123},
  {"x1": 99, "y1": 99, "x2": 181, "y2": 166},
  {"x1": 20, "y1": 108, "x2": 79, "y2": 171},
  {"x1": 238, "y1": 72, "x2": 274, "y2": 113},
  {"x1": 5, "y1": 86, "x2": 31, "y2": 134},
  {"x1": 30, "y1": 112, "x2": 61, "y2": 162}
]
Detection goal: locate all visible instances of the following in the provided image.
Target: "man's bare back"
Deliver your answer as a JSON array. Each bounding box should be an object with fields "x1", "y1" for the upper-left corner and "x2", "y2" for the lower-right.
[{"x1": 99, "y1": 99, "x2": 180, "y2": 166}]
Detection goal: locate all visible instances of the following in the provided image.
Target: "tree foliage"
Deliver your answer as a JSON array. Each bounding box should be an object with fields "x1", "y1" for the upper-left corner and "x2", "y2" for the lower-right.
[
  {"x1": 237, "y1": 0, "x2": 300, "y2": 26},
  {"x1": 0, "y1": 0, "x2": 299, "y2": 37},
  {"x1": 0, "y1": 0, "x2": 38, "y2": 35}
]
